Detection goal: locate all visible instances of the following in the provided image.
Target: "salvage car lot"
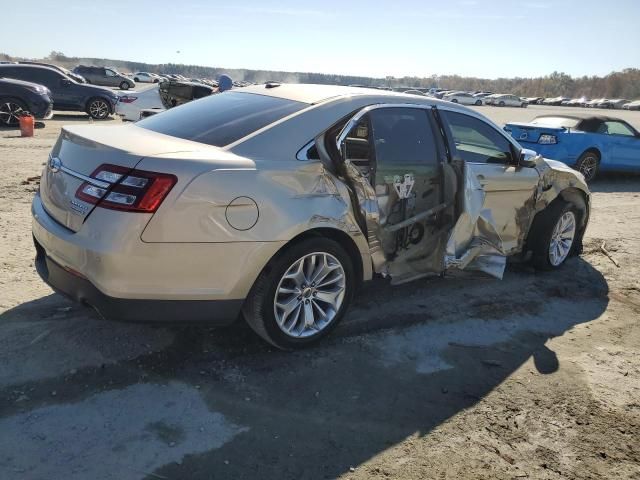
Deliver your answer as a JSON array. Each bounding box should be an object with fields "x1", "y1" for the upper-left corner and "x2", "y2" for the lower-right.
[{"x1": 1, "y1": 105, "x2": 639, "y2": 479}]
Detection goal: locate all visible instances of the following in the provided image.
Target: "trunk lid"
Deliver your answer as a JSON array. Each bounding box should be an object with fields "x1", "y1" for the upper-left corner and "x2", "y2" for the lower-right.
[
  {"x1": 40, "y1": 124, "x2": 206, "y2": 232},
  {"x1": 504, "y1": 122, "x2": 566, "y2": 145}
]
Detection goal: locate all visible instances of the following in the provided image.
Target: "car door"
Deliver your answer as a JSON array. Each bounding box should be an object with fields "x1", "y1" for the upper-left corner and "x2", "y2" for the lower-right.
[
  {"x1": 439, "y1": 108, "x2": 540, "y2": 253},
  {"x1": 337, "y1": 105, "x2": 456, "y2": 282},
  {"x1": 104, "y1": 68, "x2": 119, "y2": 86},
  {"x1": 601, "y1": 120, "x2": 640, "y2": 170}
]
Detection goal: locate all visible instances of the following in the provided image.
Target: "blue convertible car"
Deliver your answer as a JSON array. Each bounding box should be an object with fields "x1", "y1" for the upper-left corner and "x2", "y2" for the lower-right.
[{"x1": 505, "y1": 114, "x2": 640, "y2": 181}]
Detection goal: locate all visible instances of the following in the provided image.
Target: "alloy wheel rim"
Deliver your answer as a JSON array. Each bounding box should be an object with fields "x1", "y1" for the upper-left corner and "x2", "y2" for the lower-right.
[
  {"x1": 0, "y1": 102, "x2": 24, "y2": 126},
  {"x1": 273, "y1": 252, "x2": 346, "y2": 338},
  {"x1": 579, "y1": 156, "x2": 597, "y2": 181},
  {"x1": 90, "y1": 100, "x2": 109, "y2": 118},
  {"x1": 549, "y1": 211, "x2": 576, "y2": 266}
]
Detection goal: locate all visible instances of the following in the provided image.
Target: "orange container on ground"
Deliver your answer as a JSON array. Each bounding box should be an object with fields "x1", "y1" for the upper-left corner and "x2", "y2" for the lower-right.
[{"x1": 19, "y1": 114, "x2": 35, "y2": 137}]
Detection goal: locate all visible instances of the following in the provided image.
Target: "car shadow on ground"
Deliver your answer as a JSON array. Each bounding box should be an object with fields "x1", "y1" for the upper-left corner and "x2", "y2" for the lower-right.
[
  {"x1": 0, "y1": 258, "x2": 609, "y2": 480},
  {"x1": 589, "y1": 175, "x2": 640, "y2": 193}
]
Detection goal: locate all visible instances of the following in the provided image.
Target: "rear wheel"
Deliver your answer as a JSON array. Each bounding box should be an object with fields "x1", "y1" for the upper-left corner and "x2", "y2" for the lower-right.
[
  {"x1": 575, "y1": 150, "x2": 600, "y2": 182},
  {"x1": 451, "y1": 98, "x2": 458, "y2": 103},
  {"x1": 0, "y1": 97, "x2": 27, "y2": 126},
  {"x1": 499, "y1": 101, "x2": 505, "y2": 107},
  {"x1": 119, "y1": 81, "x2": 130, "y2": 90},
  {"x1": 243, "y1": 237, "x2": 354, "y2": 350},
  {"x1": 134, "y1": 77, "x2": 140, "y2": 82},
  {"x1": 87, "y1": 98, "x2": 110, "y2": 119},
  {"x1": 528, "y1": 201, "x2": 578, "y2": 270}
]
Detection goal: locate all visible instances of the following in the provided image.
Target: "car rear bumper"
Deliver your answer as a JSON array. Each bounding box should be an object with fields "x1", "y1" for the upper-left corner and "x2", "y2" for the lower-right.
[
  {"x1": 32, "y1": 193, "x2": 286, "y2": 324},
  {"x1": 34, "y1": 240, "x2": 243, "y2": 324}
]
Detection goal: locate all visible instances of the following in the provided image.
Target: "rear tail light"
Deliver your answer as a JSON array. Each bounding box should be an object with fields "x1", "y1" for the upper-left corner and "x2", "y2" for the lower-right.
[
  {"x1": 118, "y1": 95, "x2": 138, "y2": 103},
  {"x1": 76, "y1": 164, "x2": 176, "y2": 213},
  {"x1": 538, "y1": 134, "x2": 557, "y2": 145}
]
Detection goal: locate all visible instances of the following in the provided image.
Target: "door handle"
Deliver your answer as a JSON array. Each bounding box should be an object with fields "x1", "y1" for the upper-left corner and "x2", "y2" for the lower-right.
[{"x1": 476, "y1": 174, "x2": 487, "y2": 186}]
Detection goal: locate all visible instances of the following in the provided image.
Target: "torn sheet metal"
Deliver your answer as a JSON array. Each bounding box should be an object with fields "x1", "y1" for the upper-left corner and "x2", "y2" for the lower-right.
[{"x1": 444, "y1": 164, "x2": 507, "y2": 279}]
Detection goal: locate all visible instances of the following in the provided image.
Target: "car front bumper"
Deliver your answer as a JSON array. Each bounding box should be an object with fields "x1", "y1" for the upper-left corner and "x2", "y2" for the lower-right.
[{"x1": 32, "y1": 193, "x2": 286, "y2": 324}]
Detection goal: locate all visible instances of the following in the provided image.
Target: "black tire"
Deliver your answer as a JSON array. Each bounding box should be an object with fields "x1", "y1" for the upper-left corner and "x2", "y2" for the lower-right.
[
  {"x1": 119, "y1": 81, "x2": 130, "y2": 90},
  {"x1": 451, "y1": 98, "x2": 458, "y2": 103},
  {"x1": 243, "y1": 237, "x2": 355, "y2": 350},
  {"x1": 475, "y1": 100, "x2": 482, "y2": 106},
  {"x1": 0, "y1": 97, "x2": 27, "y2": 127},
  {"x1": 499, "y1": 101, "x2": 505, "y2": 107},
  {"x1": 134, "y1": 77, "x2": 140, "y2": 82},
  {"x1": 575, "y1": 150, "x2": 600, "y2": 182},
  {"x1": 521, "y1": 103, "x2": 527, "y2": 108},
  {"x1": 528, "y1": 201, "x2": 579, "y2": 271},
  {"x1": 86, "y1": 97, "x2": 111, "y2": 119},
  {"x1": 153, "y1": 79, "x2": 159, "y2": 83}
]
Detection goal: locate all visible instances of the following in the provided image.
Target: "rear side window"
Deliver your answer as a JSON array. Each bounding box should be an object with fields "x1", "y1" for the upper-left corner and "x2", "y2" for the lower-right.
[
  {"x1": 137, "y1": 91, "x2": 306, "y2": 147},
  {"x1": 369, "y1": 108, "x2": 438, "y2": 165}
]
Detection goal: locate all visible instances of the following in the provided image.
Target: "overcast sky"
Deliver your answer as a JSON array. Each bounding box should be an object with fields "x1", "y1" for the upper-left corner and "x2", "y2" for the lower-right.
[{"x1": 4, "y1": 0, "x2": 640, "y2": 79}]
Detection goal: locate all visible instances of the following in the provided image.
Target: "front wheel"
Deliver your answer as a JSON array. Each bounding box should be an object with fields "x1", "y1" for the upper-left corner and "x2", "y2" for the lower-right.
[
  {"x1": 528, "y1": 201, "x2": 578, "y2": 270},
  {"x1": 499, "y1": 101, "x2": 505, "y2": 107},
  {"x1": 475, "y1": 100, "x2": 482, "y2": 106},
  {"x1": 451, "y1": 98, "x2": 458, "y2": 103},
  {"x1": 134, "y1": 77, "x2": 140, "y2": 82},
  {"x1": 119, "y1": 81, "x2": 130, "y2": 90},
  {"x1": 0, "y1": 97, "x2": 27, "y2": 126},
  {"x1": 243, "y1": 237, "x2": 354, "y2": 350},
  {"x1": 87, "y1": 98, "x2": 111, "y2": 119}
]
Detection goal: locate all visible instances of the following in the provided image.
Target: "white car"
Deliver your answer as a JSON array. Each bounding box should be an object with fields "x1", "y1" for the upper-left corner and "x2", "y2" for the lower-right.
[
  {"x1": 442, "y1": 91, "x2": 483, "y2": 106},
  {"x1": 485, "y1": 94, "x2": 528, "y2": 107},
  {"x1": 622, "y1": 100, "x2": 640, "y2": 111},
  {"x1": 116, "y1": 85, "x2": 164, "y2": 121},
  {"x1": 132, "y1": 72, "x2": 160, "y2": 83}
]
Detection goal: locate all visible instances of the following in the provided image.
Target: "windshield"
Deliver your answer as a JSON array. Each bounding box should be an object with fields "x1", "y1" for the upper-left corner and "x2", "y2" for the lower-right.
[
  {"x1": 137, "y1": 91, "x2": 307, "y2": 147},
  {"x1": 531, "y1": 116, "x2": 580, "y2": 129}
]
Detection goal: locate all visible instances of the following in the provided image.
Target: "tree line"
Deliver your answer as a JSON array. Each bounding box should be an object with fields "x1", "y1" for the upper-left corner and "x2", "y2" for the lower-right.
[{"x1": 2, "y1": 51, "x2": 638, "y2": 100}]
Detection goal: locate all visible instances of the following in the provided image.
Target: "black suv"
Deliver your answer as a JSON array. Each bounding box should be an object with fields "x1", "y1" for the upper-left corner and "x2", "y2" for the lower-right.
[
  {"x1": 73, "y1": 65, "x2": 135, "y2": 90},
  {"x1": 0, "y1": 64, "x2": 119, "y2": 119},
  {"x1": 0, "y1": 77, "x2": 53, "y2": 126}
]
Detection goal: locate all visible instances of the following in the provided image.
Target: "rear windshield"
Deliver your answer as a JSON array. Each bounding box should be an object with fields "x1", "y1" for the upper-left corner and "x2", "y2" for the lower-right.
[
  {"x1": 136, "y1": 91, "x2": 307, "y2": 147},
  {"x1": 531, "y1": 116, "x2": 580, "y2": 129}
]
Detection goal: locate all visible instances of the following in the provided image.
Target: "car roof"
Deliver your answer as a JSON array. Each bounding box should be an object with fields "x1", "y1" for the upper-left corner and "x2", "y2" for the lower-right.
[{"x1": 238, "y1": 83, "x2": 429, "y2": 105}]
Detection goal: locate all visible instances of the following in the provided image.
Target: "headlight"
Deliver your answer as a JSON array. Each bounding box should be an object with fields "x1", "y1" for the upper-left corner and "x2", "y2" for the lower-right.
[{"x1": 538, "y1": 134, "x2": 557, "y2": 145}]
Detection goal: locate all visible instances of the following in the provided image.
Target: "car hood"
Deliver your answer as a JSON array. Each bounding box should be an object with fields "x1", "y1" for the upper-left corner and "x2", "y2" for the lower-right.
[
  {"x1": 79, "y1": 83, "x2": 119, "y2": 97},
  {"x1": 0, "y1": 77, "x2": 45, "y2": 89}
]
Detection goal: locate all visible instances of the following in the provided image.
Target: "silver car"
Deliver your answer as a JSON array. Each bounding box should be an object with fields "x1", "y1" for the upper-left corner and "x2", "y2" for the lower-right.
[{"x1": 32, "y1": 84, "x2": 590, "y2": 349}]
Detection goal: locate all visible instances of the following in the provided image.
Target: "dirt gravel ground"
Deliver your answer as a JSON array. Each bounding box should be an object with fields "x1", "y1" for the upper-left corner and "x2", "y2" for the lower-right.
[{"x1": 0, "y1": 105, "x2": 639, "y2": 480}]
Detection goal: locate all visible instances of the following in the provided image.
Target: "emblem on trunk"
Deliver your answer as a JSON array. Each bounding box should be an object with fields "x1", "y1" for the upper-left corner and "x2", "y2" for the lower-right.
[
  {"x1": 48, "y1": 156, "x2": 62, "y2": 173},
  {"x1": 519, "y1": 132, "x2": 528, "y2": 140},
  {"x1": 70, "y1": 199, "x2": 89, "y2": 215}
]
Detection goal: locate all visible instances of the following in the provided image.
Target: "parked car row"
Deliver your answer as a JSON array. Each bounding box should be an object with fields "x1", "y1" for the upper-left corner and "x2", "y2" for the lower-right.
[{"x1": 0, "y1": 63, "x2": 119, "y2": 124}]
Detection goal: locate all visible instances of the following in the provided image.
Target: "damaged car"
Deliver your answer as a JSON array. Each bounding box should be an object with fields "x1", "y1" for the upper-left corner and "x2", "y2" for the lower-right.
[{"x1": 32, "y1": 84, "x2": 590, "y2": 349}]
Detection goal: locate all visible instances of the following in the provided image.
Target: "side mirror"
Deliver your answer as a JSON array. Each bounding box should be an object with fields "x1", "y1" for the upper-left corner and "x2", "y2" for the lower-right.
[{"x1": 519, "y1": 148, "x2": 542, "y2": 168}]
